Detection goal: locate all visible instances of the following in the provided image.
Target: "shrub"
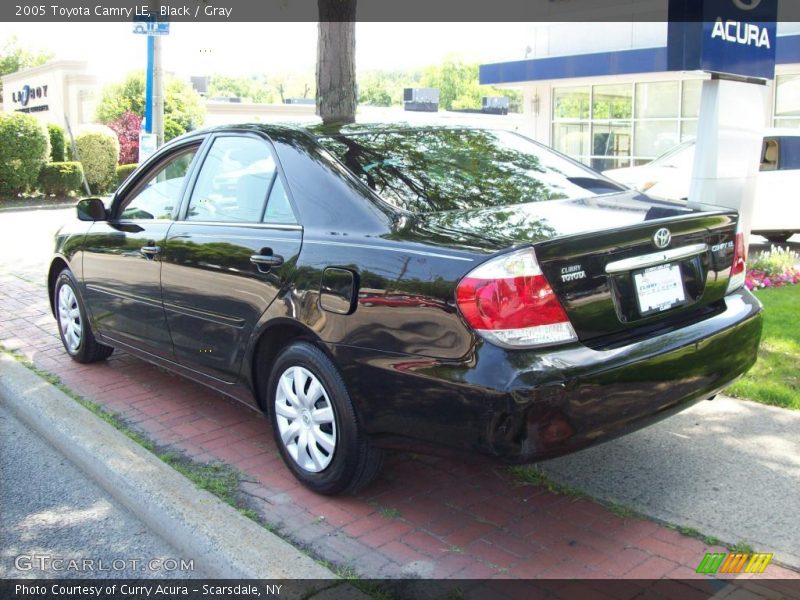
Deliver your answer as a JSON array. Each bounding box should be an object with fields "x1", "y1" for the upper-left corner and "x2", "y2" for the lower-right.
[
  {"x1": 48, "y1": 123, "x2": 66, "y2": 162},
  {"x1": 116, "y1": 163, "x2": 138, "y2": 185},
  {"x1": 164, "y1": 117, "x2": 186, "y2": 142},
  {"x1": 108, "y1": 111, "x2": 142, "y2": 165},
  {"x1": 746, "y1": 246, "x2": 800, "y2": 290},
  {"x1": 0, "y1": 113, "x2": 50, "y2": 197},
  {"x1": 39, "y1": 162, "x2": 84, "y2": 197},
  {"x1": 74, "y1": 125, "x2": 119, "y2": 194}
]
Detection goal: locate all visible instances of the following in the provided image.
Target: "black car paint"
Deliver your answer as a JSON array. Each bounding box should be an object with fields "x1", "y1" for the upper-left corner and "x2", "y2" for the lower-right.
[{"x1": 49, "y1": 123, "x2": 763, "y2": 462}]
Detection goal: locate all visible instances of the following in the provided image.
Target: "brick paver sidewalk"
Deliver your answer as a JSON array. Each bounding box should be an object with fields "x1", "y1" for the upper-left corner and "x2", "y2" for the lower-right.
[{"x1": 1, "y1": 272, "x2": 797, "y2": 584}]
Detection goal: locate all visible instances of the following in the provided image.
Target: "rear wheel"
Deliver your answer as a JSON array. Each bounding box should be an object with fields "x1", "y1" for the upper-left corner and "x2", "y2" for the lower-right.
[
  {"x1": 54, "y1": 269, "x2": 114, "y2": 363},
  {"x1": 267, "y1": 341, "x2": 382, "y2": 495}
]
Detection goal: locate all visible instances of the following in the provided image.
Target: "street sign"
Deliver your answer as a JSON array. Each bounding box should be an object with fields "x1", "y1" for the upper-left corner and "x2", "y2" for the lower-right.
[
  {"x1": 139, "y1": 132, "x2": 158, "y2": 162},
  {"x1": 132, "y1": 20, "x2": 170, "y2": 36}
]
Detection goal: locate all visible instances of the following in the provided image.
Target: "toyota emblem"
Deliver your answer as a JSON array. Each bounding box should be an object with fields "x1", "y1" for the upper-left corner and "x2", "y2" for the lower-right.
[{"x1": 653, "y1": 228, "x2": 672, "y2": 249}]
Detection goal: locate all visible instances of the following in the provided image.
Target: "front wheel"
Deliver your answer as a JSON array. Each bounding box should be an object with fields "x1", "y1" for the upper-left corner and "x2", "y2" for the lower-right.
[
  {"x1": 267, "y1": 341, "x2": 382, "y2": 495},
  {"x1": 54, "y1": 269, "x2": 114, "y2": 363}
]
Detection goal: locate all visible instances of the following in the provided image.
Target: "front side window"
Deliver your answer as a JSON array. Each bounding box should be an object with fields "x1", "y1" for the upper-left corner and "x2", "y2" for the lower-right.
[
  {"x1": 318, "y1": 128, "x2": 624, "y2": 214},
  {"x1": 777, "y1": 137, "x2": 800, "y2": 171},
  {"x1": 186, "y1": 136, "x2": 277, "y2": 223},
  {"x1": 118, "y1": 147, "x2": 197, "y2": 220}
]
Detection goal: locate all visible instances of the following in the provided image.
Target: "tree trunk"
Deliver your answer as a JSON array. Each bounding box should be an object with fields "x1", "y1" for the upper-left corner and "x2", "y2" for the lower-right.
[{"x1": 316, "y1": 0, "x2": 357, "y2": 125}]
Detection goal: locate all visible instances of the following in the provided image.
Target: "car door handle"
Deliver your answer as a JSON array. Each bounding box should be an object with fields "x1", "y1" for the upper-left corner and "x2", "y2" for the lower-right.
[
  {"x1": 250, "y1": 254, "x2": 284, "y2": 267},
  {"x1": 140, "y1": 245, "x2": 161, "y2": 258}
]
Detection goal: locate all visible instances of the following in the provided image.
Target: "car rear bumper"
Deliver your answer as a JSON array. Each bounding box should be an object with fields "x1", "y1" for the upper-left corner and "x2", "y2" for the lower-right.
[{"x1": 329, "y1": 289, "x2": 763, "y2": 461}]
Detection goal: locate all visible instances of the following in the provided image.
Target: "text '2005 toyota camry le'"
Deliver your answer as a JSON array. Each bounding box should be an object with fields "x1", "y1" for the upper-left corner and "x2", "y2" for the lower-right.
[{"x1": 49, "y1": 124, "x2": 762, "y2": 494}]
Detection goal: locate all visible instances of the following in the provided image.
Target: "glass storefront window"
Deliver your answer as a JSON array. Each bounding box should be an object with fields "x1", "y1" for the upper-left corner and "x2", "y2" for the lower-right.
[
  {"x1": 552, "y1": 79, "x2": 705, "y2": 167},
  {"x1": 553, "y1": 122, "x2": 590, "y2": 157},
  {"x1": 681, "y1": 119, "x2": 698, "y2": 141},
  {"x1": 774, "y1": 118, "x2": 800, "y2": 130},
  {"x1": 636, "y1": 81, "x2": 679, "y2": 119},
  {"x1": 681, "y1": 79, "x2": 702, "y2": 118},
  {"x1": 776, "y1": 74, "x2": 800, "y2": 118},
  {"x1": 553, "y1": 87, "x2": 590, "y2": 119},
  {"x1": 634, "y1": 120, "x2": 679, "y2": 158},
  {"x1": 591, "y1": 122, "x2": 631, "y2": 170},
  {"x1": 592, "y1": 84, "x2": 633, "y2": 120}
]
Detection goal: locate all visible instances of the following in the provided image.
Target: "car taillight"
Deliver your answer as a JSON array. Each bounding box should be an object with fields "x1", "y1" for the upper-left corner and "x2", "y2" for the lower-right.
[
  {"x1": 455, "y1": 248, "x2": 577, "y2": 349},
  {"x1": 726, "y1": 230, "x2": 747, "y2": 294}
]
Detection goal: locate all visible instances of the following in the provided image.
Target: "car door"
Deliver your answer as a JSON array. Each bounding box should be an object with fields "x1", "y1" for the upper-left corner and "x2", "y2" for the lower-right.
[
  {"x1": 160, "y1": 133, "x2": 303, "y2": 383},
  {"x1": 81, "y1": 140, "x2": 203, "y2": 359}
]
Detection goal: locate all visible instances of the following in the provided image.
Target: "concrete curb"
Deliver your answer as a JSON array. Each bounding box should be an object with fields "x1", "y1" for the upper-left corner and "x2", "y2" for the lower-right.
[{"x1": 0, "y1": 354, "x2": 352, "y2": 588}]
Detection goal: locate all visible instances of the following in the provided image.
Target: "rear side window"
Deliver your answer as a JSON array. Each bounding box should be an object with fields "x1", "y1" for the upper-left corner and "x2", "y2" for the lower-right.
[
  {"x1": 186, "y1": 136, "x2": 276, "y2": 222},
  {"x1": 777, "y1": 137, "x2": 800, "y2": 171},
  {"x1": 317, "y1": 128, "x2": 625, "y2": 214}
]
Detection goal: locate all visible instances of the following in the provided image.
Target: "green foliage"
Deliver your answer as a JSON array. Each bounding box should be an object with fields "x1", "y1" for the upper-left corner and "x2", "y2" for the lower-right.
[
  {"x1": 95, "y1": 71, "x2": 146, "y2": 123},
  {"x1": 95, "y1": 71, "x2": 205, "y2": 134},
  {"x1": 0, "y1": 112, "x2": 50, "y2": 196},
  {"x1": 38, "y1": 161, "x2": 84, "y2": 197},
  {"x1": 164, "y1": 117, "x2": 186, "y2": 142},
  {"x1": 116, "y1": 163, "x2": 138, "y2": 185},
  {"x1": 47, "y1": 124, "x2": 66, "y2": 162},
  {"x1": 420, "y1": 55, "x2": 522, "y2": 112},
  {"x1": 207, "y1": 74, "x2": 274, "y2": 103},
  {"x1": 358, "y1": 70, "x2": 418, "y2": 107},
  {"x1": 0, "y1": 35, "x2": 52, "y2": 96},
  {"x1": 356, "y1": 58, "x2": 521, "y2": 112},
  {"x1": 75, "y1": 125, "x2": 120, "y2": 194},
  {"x1": 749, "y1": 246, "x2": 800, "y2": 277}
]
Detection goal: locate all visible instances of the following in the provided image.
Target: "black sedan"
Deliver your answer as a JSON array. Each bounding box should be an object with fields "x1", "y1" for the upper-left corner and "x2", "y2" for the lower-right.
[{"x1": 49, "y1": 124, "x2": 762, "y2": 494}]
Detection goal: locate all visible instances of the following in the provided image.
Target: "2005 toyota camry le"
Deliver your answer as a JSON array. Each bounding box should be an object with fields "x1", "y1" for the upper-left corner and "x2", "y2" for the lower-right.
[{"x1": 49, "y1": 124, "x2": 762, "y2": 494}]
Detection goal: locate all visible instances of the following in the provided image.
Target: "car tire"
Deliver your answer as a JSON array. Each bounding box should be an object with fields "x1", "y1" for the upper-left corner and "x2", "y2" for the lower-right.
[
  {"x1": 54, "y1": 269, "x2": 114, "y2": 364},
  {"x1": 267, "y1": 341, "x2": 383, "y2": 495}
]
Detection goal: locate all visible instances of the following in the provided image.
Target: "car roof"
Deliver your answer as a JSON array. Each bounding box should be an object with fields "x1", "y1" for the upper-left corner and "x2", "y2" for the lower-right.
[{"x1": 177, "y1": 121, "x2": 493, "y2": 141}]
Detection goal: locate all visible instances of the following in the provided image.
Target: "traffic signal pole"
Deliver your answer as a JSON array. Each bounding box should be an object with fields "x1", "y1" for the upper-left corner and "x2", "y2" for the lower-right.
[
  {"x1": 145, "y1": 35, "x2": 154, "y2": 134},
  {"x1": 153, "y1": 34, "x2": 164, "y2": 147}
]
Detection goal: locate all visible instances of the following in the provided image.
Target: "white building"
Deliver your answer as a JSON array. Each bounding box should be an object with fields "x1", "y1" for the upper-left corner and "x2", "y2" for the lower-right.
[
  {"x1": 1, "y1": 60, "x2": 97, "y2": 130},
  {"x1": 480, "y1": 23, "x2": 800, "y2": 170}
]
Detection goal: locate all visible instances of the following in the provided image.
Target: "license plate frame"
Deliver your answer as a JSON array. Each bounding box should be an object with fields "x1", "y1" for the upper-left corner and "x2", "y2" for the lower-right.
[{"x1": 633, "y1": 263, "x2": 687, "y2": 317}]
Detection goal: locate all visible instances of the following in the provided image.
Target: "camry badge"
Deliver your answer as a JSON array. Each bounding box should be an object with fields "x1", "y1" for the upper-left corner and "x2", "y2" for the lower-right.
[{"x1": 653, "y1": 228, "x2": 672, "y2": 249}]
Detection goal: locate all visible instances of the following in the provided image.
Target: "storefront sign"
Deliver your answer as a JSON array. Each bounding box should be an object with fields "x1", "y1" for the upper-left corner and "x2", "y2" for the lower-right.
[
  {"x1": 668, "y1": 0, "x2": 778, "y2": 80},
  {"x1": 10, "y1": 83, "x2": 50, "y2": 113}
]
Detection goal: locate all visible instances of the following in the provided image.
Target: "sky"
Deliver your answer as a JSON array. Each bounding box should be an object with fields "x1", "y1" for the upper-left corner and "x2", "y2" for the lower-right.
[{"x1": 0, "y1": 22, "x2": 532, "y2": 84}]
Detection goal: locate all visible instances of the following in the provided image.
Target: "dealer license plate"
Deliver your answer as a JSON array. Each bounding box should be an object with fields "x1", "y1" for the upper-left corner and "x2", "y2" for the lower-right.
[{"x1": 633, "y1": 263, "x2": 687, "y2": 316}]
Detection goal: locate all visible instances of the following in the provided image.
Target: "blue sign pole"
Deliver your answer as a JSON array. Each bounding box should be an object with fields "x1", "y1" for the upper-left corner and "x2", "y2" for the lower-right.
[{"x1": 145, "y1": 34, "x2": 155, "y2": 133}]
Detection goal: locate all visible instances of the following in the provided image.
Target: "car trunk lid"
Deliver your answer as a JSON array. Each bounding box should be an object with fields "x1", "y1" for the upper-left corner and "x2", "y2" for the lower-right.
[{"x1": 416, "y1": 192, "x2": 740, "y2": 346}]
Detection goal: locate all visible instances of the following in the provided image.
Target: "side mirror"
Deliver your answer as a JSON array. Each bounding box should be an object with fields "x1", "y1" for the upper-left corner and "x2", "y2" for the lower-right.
[{"x1": 76, "y1": 198, "x2": 107, "y2": 222}]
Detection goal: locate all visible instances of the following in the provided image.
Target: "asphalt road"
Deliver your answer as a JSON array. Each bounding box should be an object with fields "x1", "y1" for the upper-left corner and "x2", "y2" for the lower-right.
[{"x1": 0, "y1": 402, "x2": 202, "y2": 579}]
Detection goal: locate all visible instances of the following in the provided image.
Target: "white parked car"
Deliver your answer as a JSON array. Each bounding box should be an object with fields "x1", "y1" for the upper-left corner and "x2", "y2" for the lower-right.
[{"x1": 604, "y1": 130, "x2": 800, "y2": 244}]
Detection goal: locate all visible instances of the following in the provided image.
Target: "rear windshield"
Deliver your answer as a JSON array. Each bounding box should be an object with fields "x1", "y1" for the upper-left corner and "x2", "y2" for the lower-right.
[{"x1": 317, "y1": 128, "x2": 624, "y2": 214}]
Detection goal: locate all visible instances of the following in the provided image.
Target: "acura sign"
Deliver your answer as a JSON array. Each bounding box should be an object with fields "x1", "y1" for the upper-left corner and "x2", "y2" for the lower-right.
[{"x1": 667, "y1": 0, "x2": 778, "y2": 80}]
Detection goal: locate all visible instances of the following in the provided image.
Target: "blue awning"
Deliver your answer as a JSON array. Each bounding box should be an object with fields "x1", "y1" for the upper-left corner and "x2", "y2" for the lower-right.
[{"x1": 480, "y1": 34, "x2": 800, "y2": 85}]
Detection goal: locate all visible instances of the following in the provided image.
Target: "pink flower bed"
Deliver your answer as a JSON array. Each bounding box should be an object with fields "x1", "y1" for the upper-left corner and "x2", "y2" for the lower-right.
[{"x1": 745, "y1": 268, "x2": 800, "y2": 290}]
